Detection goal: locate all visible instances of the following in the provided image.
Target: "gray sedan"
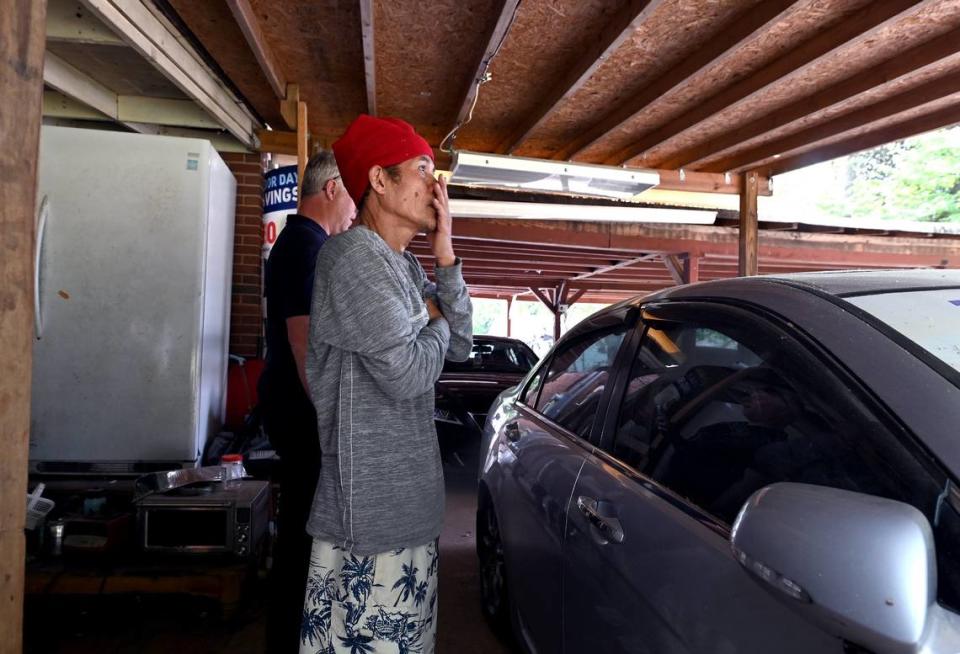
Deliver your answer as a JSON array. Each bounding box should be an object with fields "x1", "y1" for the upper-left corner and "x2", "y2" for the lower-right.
[{"x1": 477, "y1": 269, "x2": 960, "y2": 654}]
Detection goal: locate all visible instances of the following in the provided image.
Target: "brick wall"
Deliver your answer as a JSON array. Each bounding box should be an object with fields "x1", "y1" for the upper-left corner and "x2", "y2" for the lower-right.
[{"x1": 221, "y1": 152, "x2": 264, "y2": 358}]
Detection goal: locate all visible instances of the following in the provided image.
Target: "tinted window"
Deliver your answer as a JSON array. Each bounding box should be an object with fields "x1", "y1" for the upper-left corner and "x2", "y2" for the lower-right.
[
  {"x1": 535, "y1": 328, "x2": 627, "y2": 439},
  {"x1": 610, "y1": 317, "x2": 939, "y2": 527},
  {"x1": 443, "y1": 339, "x2": 538, "y2": 374}
]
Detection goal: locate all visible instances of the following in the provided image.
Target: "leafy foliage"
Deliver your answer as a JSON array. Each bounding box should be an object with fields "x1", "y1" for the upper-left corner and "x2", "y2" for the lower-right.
[{"x1": 818, "y1": 126, "x2": 960, "y2": 222}]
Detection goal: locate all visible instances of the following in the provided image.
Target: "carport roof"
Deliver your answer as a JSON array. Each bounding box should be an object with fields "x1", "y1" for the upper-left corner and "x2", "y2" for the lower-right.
[
  {"x1": 160, "y1": 0, "x2": 960, "y2": 177},
  {"x1": 42, "y1": 0, "x2": 960, "y2": 302}
]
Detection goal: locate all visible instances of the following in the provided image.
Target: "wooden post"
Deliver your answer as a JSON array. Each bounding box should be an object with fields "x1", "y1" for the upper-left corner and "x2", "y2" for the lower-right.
[
  {"x1": 553, "y1": 282, "x2": 568, "y2": 342},
  {"x1": 296, "y1": 100, "x2": 308, "y2": 203},
  {"x1": 1, "y1": 2, "x2": 47, "y2": 651},
  {"x1": 739, "y1": 171, "x2": 759, "y2": 276},
  {"x1": 506, "y1": 296, "x2": 513, "y2": 338},
  {"x1": 684, "y1": 255, "x2": 700, "y2": 283}
]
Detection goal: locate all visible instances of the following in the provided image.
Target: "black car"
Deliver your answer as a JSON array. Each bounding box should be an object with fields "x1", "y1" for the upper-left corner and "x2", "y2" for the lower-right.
[
  {"x1": 478, "y1": 269, "x2": 960, "y2": 654},
  {"x1": 435, "y1": 335, "x2": 538, "y2": 463}
]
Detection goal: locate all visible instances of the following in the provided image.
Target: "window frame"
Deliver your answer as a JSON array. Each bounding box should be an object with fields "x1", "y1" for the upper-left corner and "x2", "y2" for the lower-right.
[{"x1": 517, "y1": 314, "x2": 640, "y2": 446}]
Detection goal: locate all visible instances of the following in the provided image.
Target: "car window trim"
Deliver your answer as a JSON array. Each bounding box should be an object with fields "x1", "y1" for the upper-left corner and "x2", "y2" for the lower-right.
[
  {"x1": 515, "y1": 403, "x2": 598, "y2": 455},
  {"x1": 589, "y1": 444, "x2": 732, "y2": 538},
  {"x1": 518, "y1": 321, "x2": 634, "y2": 444}
]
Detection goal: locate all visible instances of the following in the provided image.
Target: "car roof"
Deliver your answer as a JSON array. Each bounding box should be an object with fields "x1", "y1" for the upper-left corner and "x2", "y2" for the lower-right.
[
  {"x1": 472, "y1": 334, "x2": 530, "y2": 346},
  {"x1": 564, "y1": 269, "x2": 960, "y2": 341}
]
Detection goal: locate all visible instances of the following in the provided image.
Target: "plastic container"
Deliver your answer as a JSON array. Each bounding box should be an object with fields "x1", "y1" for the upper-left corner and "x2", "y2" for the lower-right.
[
  {"x1": 221, "y1": 454, "x2": 248, "y2": 486},
  {"x1": 25, "y1": 483, "x2": 55, "y2": 530}
]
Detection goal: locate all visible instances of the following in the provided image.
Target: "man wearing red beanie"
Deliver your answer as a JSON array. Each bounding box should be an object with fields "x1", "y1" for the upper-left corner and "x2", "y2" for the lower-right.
[{"x1": 299, "y1": 115, "x2": 472, "y2": 654}]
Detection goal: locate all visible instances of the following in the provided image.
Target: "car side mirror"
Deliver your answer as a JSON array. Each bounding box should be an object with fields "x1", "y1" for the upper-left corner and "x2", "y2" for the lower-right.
[{"x1": 730, "y1": 483, "x2": 960, "y2": 654}]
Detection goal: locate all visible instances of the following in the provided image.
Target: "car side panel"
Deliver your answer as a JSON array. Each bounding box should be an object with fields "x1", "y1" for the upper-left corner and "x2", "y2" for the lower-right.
[
  {"x1": 484, "y1": 403, "x2": 588, "y2": 654},
  {"x1": 562, "y1": 453, "x2": 843, "y2": 653}
]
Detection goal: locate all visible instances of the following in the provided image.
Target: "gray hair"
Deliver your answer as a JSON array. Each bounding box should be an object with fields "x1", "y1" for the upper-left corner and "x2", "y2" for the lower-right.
[{"x1": 300, "y1": 150, "x2": 341, "y2": 198}]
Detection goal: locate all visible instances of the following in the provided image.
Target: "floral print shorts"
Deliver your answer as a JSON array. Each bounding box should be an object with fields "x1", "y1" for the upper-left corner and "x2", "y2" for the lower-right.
[{"x1": 299, "y1": 538, "x2": 439, "y2": 654}]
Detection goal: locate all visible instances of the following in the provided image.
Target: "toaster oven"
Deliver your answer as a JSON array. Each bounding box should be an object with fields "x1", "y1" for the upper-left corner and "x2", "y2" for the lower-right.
[{"x1": 136, "y1": 480, "x2": 270, "y2": 558}]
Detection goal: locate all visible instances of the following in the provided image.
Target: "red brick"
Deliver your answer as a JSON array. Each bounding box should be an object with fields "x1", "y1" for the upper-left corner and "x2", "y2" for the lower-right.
[
  {"x1": 231, "y1": 304, "x2": 260, "y2": 316},
  {"x1": 228, "y1": 162, "x2": 262, "y2": 175}
]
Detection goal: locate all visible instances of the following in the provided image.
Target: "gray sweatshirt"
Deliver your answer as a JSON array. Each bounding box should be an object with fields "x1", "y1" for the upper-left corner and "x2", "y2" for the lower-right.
[{"x1": 304, "y1": 225, "x2": 473, "y2": 555}]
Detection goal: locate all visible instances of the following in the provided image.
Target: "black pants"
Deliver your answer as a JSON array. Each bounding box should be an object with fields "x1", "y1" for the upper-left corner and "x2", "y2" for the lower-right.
[{"x1": 264, "y1": 413, "x2": 320, "y2": 654}]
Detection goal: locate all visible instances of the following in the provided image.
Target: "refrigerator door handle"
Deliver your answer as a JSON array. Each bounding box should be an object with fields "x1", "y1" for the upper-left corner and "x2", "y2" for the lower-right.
[{"x1": 34, "y1": 195, "x2": 49, "y2": 339}]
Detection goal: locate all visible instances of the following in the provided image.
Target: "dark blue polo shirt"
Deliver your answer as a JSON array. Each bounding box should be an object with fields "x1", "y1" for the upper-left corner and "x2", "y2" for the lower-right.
[{"x1": 258, "y1": 214, "x2": 328, "y2": 451}]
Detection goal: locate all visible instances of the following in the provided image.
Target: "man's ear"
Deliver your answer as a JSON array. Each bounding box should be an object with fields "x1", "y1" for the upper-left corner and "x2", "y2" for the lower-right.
[
  {"x1": 324, "y1": 178, "x2": 338, "y2": 201},
  {"x1": 368, "y1": 165, "x2": 387, "y2": 197}
]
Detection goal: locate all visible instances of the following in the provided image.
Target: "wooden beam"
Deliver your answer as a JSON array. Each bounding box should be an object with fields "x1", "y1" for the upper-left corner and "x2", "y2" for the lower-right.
[
  {"x1": 663, "y1": 255, "x2": 684, "y2": 284},
  {"x1": 448, "y1": 218, "x2": 960, "y2": 267},
  {"x1": 450, "y1": 0, "x2": 522, "y2": 149},
  {"x1": 1, "y1": 2, "x2": 46, "y2": 651},
  {"x1": 767, "y1": 103, "x2": 960, "y2": 176},
  {"x1": 654, "y1": 169, "x2": 772, "y2": 196},
  {"x1": 116, "y1": 95, "x2": 221, "y2": 129},
  {"x1": 297, "y1": 101, "x2": 308, "y2": 199},
  {"x1": 78, "y1": 0, "x2": 259, "y2": 147},
  {"x1": 42, "y1": 89, "x2": 105, "y2": 120},
  {"x1": 685, "y1": 255, "x2": 700, "y2": 283},
  {"x1": 571, "y1": 253, "x2": 660, "y2": 282},
  {"x1": 256, "y1": 129, "x2": 297, "y2": 155},
  {"x1": 498, "y1": 0, "x2": 663, "y2": 153},
  {"x1": 739, "y1": 172, "x2": 759, "y2": 276},
  {"x1": 660, "y1": 27, "x2": 960, "y2": 170},
  {"x1": 705, "y1": 71, "x2": 960, "y2": 173},
  {"x1": 556, "y1": 0, "x2": 800, "y2": 161},
  {"x1": 46, "y1": 0, "x2": 123, "y2": 45},
  {"x1": 528, "y1": 287, "x2": 557, "y2": 312},
  {"x1": 359, "y1": 0, "x2": 377, "y2": 115},
  {"x1": 280, "y1": 83, "x2": 299, "y2": 131},
  {"x1": 607, "y1": 0, "x2": 927, "y2": 165},
  {"x1": 43, "y1": 51, "x2": 116, "y2": 119},
  {"x1": 567, "y1": 289, "x2": 587, "y2": 306},
  {"x1": 554, "y1": 281, "x2": 568, "y2": 341},
  {"x1": 225, "y1": 0, "x2": 286, "y2": 98}
]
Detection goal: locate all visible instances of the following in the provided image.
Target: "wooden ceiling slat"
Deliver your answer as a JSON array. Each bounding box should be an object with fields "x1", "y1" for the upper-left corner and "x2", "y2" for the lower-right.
[
  {"x1": 448, "y1": 0, "x2": 522, "y2": 147},
  {"x1": 766, "y1": 102, "x2": 960, "y2": 175},
  {"x1": 497, "y1": 0, "x2": 665, "y2": 154},
  {"x1": 410, "y1": 241, "x2": 635, "y2": 260},
  {"x1": 606, "y1": 0, "x2": 927, "y2": 166},
  {"x1": 225, "y1": 0, "x2": 285, "y2": 99},
  {"x1": 359, "y1": 0, "x2": 376, "y2": 115},
  {"x1": 705, "y1": 69, "x2": 960, "y2": 173},
  {"x1": 659, "y1": 26, "x2": 960, "y2": 170},
  {"x1": 554, "y1": 0, "x2": 800, "y2": 161}
]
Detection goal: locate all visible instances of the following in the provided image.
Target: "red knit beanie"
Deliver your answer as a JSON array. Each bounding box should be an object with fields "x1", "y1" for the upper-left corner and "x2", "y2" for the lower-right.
[{"x1": 332, "y1": 115, "x2": 434, "y2": 205}]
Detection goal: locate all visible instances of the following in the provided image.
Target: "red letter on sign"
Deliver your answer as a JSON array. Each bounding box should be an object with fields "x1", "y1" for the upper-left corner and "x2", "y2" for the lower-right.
[{"x1": 265, "y1": 221, "x2": 277, "y2": 244}]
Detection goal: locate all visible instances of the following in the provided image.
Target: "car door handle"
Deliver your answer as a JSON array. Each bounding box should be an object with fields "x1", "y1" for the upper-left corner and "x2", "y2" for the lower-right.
[
  {"x1": 576, "y1": 496, "x2": 624, "y2": 545},
  {"x1": 505, "y1": 422, "x2": 522, "y2": 442}
]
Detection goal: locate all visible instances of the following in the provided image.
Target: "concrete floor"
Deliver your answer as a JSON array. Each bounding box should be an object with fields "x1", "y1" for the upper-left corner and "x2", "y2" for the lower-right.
[{"x1": 24, "y1": 438, "x2": 518, "y2": 653}]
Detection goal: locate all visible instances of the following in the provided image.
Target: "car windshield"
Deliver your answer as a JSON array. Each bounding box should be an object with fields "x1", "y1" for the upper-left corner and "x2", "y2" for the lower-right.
[
  {"x1": 443, "y1": 340, "x2": 538, "y2": 374},
  {"x1": 847, "y1": 288, "x2": 960, "y2": 377}
]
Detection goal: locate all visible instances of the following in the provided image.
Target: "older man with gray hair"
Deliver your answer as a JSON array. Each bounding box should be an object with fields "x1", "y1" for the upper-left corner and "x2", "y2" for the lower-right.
[{"x1": 260, "y1": 150, "x2": 356, "y2": 653}]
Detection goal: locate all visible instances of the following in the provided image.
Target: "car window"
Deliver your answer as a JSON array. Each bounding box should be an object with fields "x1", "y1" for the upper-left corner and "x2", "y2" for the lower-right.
[
  {"x1": 534, "y1": 328, "x2": 627, "y2": 439},
  {"x1": 442, "y1": 339, "x2": 538, "y2": 374},
  {"x1": 608, "y1": 316, "x2": 940, "y2": 527}
]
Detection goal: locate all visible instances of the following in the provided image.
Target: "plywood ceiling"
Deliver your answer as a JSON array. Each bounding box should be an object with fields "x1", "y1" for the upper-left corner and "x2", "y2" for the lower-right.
[{"x1": 164, "y1": 0, "x2": 960, "y2": 177}]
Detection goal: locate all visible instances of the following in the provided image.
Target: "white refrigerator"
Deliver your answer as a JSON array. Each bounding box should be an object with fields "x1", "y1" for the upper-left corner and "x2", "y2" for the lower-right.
[{"x1": 30, "y1": 126, "x2": 236, "y2": 473}]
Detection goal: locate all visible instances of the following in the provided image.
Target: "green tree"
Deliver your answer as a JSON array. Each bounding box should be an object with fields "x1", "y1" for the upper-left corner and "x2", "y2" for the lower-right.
[{"x1": 818, "y1": 126, "x2": 960, "y2": 222}]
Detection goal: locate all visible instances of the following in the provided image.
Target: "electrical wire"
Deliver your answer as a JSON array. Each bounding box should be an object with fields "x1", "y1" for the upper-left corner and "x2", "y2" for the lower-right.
[{"x1": 440, "y1": 0, "x2": 524, "y2": 154}]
